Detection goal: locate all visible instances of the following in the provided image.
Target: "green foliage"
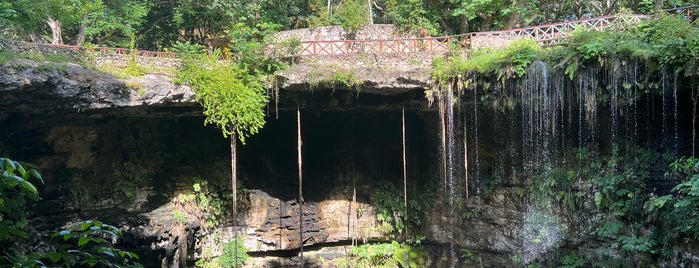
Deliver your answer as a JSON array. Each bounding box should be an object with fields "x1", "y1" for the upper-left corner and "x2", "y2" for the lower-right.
[
  {"x1": 1, "y1": 158, "x2": 139, "y2": 267},
  {"x1": 308, "y1": 0, "x2": 370, "y2": 34},
  {"x1": 648, "y1": 156, "x2": 699, "y2": 254},
  {"x1": 307, "y1": 68, "x2": 362, "y2": 91},
  {"x1": 370, "y1": 181, "x2": 434, "y2": 238},
  {"x1": 430, "y1": 38, "x2": 542, "y2": 90},
  {"x1": 385, "y1": 0, "x2": 438, "y2": 35},
  {"x1": 0, "y1": 158, "x2": 43, "y2": 243},
  {"x1": 0, "y1": 49, "x2": 76, "y2": 67},
  {"x1": 641, "y1": 14, "x2": 699, "y2": 69},
  {"x1": 431, "y1": 13, "x2": 699, "y2": 89},
  {"x1": 337, "y1": 241, "x2": 426, "y2": 268},
  {"x1": 371, "y1": 182, "x2": 406, "y2": 236},
  {"x1": 523, "y1": 146, "x2": 666, "y2": 265},
  {"x1": 559, "y1": 253, "x2": 585, "y2": 268},
  {"x1": 267, "y1": 37, "x2": 302, "y2": 63},
  {"x1": 178, "y1": 52, "x2": 268, "y2": 143},
  {"x1": 227, "y1": 21, "x2": 286, "y2": 75},
  {"x1": 174, "y1": 179, "x2": 232, "y2": 228},
  {"x1": 334, "y1": 0, "x2": 370, "y2": 34},
  {"x1": 553, "y1": 15, "x2": 699, "y2": 79},
  {"x1": 330, "y1": 70, "x2": 362, "y2": 89},
  {"x1": 170, "y1": 41, "x2": 206, "y2": 54},
  {"x1": 83, "y1": 0, "x2": 149, "y2": 47},
  {"x1": 43, "y1": 220, "x2": 139, "y2": 267},
  {"x1": 205, "y1": 237, "x2": 249, "y2": 268}
]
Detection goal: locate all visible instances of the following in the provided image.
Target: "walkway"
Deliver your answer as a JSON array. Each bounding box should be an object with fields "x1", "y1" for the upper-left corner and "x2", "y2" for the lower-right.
[{"x1": 294, "y1": 14, "x2": 650, "y2": 57}]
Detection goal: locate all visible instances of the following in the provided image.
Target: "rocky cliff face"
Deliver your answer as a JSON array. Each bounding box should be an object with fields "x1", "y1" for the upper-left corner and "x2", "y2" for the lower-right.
[
  {"x1": 8, "y1": 36, "x2": 699, "y2": 268},
  {"x1": 0, "y1": 47, "x2": 415, "y2": 267}
]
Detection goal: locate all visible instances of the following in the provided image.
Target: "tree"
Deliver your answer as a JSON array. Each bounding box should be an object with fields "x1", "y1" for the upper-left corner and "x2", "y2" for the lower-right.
[
  {"x1": 451, "y1": 0, "x2": 511, "y2": 31},
  {"x1": 178, "y1": 52, "x2": 268, "y2": 265},
  {"x1": 385, "y1": 0, "x2": 438, "y2": 34},
  {"x1": 1, "y1": 0, "x2": 147, "y2": 46},
  {"x1": 80, "y1": 0, "x2": 148, "y2": 46}
]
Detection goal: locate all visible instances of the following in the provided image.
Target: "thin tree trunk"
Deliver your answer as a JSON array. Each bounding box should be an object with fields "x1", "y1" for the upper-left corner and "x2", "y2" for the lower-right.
[
  {"x1": 654, "y1": 0, "x2": 664, "y2": 18},
  {"x1": 297, "y1": 108, "x2": 304, "y2": 268},
  {"x1": 401, "y1": 106, "x2": 409, "y2": 268},
  {"x1": 76, "y1": 14, "x2": 88, "y2": 45},
  {"x1": 440, "y1": 101, "x2": 447, "y2": 192},
  {"x1": 464, "y1": 104, "x2": 469, "y2": 201},
  {"x1": 46, "y1": 16, "x2": 63, "y2": 44},
  {"x1": 230, "y1": 133, "x2": 238, "y2": 267},
  {"x1": 367, "y1": 0, "x2": 373, "y2": 24},
  {"x1": 402, "y1": 106, "x2": 407, "y2": 236},
  {"x1": 459, "y1": 15, "x2": 469, "y2": 34},
  {"x1": 505, "y1": 0, "x2": 526, "y2": 29}
]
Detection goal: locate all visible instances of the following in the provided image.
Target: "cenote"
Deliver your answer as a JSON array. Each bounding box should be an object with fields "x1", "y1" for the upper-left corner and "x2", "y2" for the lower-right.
[{"x1": 4, "y1": 15, "x2": 699, "y2": 268}]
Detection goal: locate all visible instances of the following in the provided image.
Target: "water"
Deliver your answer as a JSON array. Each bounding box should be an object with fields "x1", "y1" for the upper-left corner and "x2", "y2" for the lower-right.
[
  {"x1": 429, "y1": 58, "x2": 691, "y2": 266},
  {"x1": 520, "y1": 61, "x2": 557, "y2": 175}
]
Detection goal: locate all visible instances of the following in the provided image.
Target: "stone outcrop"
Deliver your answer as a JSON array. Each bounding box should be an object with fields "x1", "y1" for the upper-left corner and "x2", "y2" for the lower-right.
[
  {"x1": 276, "y1": 53, "x2": 433, "y2": 95},
  {"x1": 271, "y1": 24, "x2": 417, "y2": 42},
  {"x1": 196, "y1": 190, "x2": 382, "y2": 254},
  {"x1": 0, "y1": 59, "x2": 194, "y2": 115}
]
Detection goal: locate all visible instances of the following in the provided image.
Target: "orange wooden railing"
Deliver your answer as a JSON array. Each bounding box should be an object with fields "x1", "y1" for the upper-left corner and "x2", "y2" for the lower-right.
[
  {"x1": 468, "y1": 14, "x2": 650, "y2": 47},
  {"x1": 293, "y1": 14, "x2": 651, "y2": 56}
]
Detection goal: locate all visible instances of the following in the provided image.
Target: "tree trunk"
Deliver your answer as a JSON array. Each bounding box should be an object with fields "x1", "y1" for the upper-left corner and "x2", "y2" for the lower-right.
[
  {"x1": 505, "y1": 0, "x2": 526, "y2": 29},
  {"x1": 654, "y1": 0, "x2": 664, "y2": 18},
  {"x1": 297, "y1": 108, "x2": 304, "y2": 268},
  {"x1": 230, "y1": 133, "x2": 239, "y2": 267},
  {"x1": 459, "y1": 14, "x2": 468, "y2": 34},
  {"x1": 46, "y1": 16, "x2": 63, "y2": 45},
  {"x1": 367, "y1": 0, "x2": 373, "y2": 24},
  {"x1": 401, "y1": 106, "x2": 407, "y2": 236},
  {"x1": 76, "y1": 14, "x2": 88, "y2": 46}
]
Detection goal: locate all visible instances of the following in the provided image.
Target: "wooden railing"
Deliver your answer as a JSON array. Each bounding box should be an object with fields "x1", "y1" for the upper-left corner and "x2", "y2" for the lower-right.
[
  {"x1": 293, "y1": 36, "x2": 464, "y2": 56},
  {"x1": 469, "y1": 14, "x2": 650, "y2": 46},
  {"x1": 664, "y1": 5, "x2": 698, "y2": 22},
  {"x1": 292, "y1": 14, "x2": 650, "y2": 56}
]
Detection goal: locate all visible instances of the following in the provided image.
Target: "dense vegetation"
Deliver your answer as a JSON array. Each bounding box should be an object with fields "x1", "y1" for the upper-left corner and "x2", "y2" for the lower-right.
[
  {"x1": 0, "y1": 158, "x2": 140, "y2": 267},
  {"x1": 430, "y1": 14, "x2": 699, "y2": 94},
  {"x1": 424, "y1": 11, "x2": 699, "y2": 267},
  {"x1": 1, "y1": 0, "x2": 697, "y2": 50}
]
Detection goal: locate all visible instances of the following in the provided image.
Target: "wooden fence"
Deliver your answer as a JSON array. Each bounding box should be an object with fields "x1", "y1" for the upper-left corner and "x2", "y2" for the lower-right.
[
  {"x1": 293, "y1": 14, "x2": 651, "y2": 57},
  {"x1": 469, "y1": 14, "x2": 649, "y2": 46}
]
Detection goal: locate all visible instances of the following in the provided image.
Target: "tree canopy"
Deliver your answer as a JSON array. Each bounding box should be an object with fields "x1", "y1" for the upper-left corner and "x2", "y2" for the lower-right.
[{"x1": 1, "y1": 0, "x2": 698, "y2": 49}]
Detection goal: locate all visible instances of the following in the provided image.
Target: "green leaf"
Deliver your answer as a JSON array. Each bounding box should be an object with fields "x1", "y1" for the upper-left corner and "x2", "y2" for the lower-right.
[
  {"x1": 16, "y1": 164, "x2": 26, "y2": 178},
  {"x1": 43, "y1": 252, "x2": 63, "y2": 262},
  {"x1": 19, "y1": 179, "x2": 39, "y2": 198},
  {"x1": 78, "y1": 237, "x2": 91, "y2": 247},
  {"x1": 29, "y1": 169, "x2": 43, "y2": 183},
  {"x1": 3, "y1": 158, "x2": 15, "y2": 172},
  {"x1": 81, "y1": 221, "x2": 92, "y2": 231}
]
